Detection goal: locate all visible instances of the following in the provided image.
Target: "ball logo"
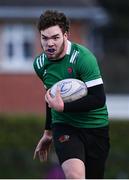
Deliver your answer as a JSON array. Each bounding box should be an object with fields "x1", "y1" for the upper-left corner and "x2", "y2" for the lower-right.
[
  {"x1": 50, "y1": 78, "x2": 87, "y2": 102},
  {"x1": 59, "y1": 81, "x2": 72, "y2": 94}
]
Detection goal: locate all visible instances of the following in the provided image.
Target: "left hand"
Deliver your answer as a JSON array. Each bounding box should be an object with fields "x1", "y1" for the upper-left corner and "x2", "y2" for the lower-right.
[
  {"x1": 33, "y1": 130, "x2": 52, "y2": 162},
  {"x1": 45, "y1": 88, "x2": 64, "y2": 112}
]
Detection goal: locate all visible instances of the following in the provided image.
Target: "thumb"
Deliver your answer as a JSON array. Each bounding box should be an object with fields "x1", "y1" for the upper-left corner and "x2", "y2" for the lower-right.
[{"x1": 56, "y1": 86, "x2": 61, "y2": 96}]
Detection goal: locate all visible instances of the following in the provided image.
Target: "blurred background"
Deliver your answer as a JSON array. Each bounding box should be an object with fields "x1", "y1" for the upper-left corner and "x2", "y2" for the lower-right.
[{"x1": 0, "y1": 0, "x2": 129, "y2": 178}]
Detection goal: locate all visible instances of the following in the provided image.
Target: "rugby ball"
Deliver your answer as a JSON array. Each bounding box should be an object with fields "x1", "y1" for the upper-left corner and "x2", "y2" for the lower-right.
[{"x1": 50, "y1": 78, "x2": 87, "y2": 102}]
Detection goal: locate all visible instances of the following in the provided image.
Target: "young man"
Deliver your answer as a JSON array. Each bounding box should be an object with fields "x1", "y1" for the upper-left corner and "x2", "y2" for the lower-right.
[{"x1": 33, "y1": 10, "x2": 110, "y2": 179}]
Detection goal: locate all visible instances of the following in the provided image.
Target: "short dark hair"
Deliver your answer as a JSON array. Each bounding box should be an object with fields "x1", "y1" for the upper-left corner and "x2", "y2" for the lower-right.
[{"x1": 37, "y1": 10, "x2": 70, "y2": 34}]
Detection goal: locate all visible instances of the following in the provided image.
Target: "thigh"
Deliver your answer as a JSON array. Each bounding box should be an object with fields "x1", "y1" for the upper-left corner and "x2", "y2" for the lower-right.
[
  {"x1": 52, "y1": 123, "x2": 85, "y2": 165},
  {"x1": 81, "y1": 126, "x2": 110, "y2": 179},
  {"x1": 86, "y1": 156, "x2": 107, "y2": 179}
]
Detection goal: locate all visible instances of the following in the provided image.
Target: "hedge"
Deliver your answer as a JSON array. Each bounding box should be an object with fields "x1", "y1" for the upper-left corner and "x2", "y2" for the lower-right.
[
  {"x1": 0, "y1": 114, "x2": 129, "y2": 179},
  {"x1": 0, "y1": 114, "x2": 51, "y2": 179},
  {"x1": 105, "y1": 120, "x2": 129, "y2": 179}
]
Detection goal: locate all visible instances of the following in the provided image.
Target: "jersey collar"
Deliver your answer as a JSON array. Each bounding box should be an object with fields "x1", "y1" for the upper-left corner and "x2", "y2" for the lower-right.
[{"x1": 66, "y1": 40, "x2": 72, "y2": 55}]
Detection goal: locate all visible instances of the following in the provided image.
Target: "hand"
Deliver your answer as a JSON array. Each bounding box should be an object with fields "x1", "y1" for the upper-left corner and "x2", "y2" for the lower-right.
[
  {"x1": 45, "y1": 88, "x2": 64, "y2": 112},
  {"x1": 33, "y1": 130, "x2": 52, "y2": 162}
]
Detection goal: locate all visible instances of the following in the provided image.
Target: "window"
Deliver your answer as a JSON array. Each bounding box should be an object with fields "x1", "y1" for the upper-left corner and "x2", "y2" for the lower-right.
[
  {"x1": 85, "y1": 27, "x2": 104, "y2": 60},
  {"x1": 0, "y1": 24, "x2": 35, "y2": 73}
]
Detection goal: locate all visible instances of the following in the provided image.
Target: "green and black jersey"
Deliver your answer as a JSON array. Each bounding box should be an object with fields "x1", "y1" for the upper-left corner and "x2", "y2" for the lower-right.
[{"x1": 33, "y1": 41, "x2": 109, "y2": 128}]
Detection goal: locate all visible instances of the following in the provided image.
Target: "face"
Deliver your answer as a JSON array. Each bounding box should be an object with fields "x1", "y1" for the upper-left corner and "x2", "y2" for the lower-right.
[{"x1": 40, "y1": 25, "x2": 68, "y2": 60}]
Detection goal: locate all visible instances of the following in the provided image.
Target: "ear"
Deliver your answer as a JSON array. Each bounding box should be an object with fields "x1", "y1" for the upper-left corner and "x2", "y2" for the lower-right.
[{"x1": 64, "y1": 32, "x2": 69, "y2": 39}]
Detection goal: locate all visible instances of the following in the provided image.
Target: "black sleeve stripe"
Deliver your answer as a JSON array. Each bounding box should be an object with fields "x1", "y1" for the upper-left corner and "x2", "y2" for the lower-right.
[
  {"x1": 45, "y1": 103, "x2": 52, "y2": 130},
  {"x1": 64, "y1": 84, "x2": 106, "y2": 112}
]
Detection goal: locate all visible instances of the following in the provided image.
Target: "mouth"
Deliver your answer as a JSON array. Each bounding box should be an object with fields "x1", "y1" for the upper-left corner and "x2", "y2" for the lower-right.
[{"x1": 46, "y1": 48, "x2": 56, "y2": 54}]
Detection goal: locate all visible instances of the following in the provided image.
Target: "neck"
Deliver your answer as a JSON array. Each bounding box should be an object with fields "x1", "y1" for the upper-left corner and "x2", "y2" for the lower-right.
[{"x1": 58, "y1": 39, "x2": 68, "y2": 59}]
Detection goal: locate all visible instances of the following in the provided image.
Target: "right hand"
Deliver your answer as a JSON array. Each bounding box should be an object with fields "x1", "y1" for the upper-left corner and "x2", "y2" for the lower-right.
[
  {"x1": 33, "y1": 130, "x2": 52, "y2": 162},
  {"x1": 45, "y1": 88, "x2": 64, "y2": 112}
]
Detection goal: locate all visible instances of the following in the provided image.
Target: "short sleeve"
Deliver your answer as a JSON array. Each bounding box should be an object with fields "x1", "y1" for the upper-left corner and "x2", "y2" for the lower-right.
[
  {"x1": 33, "y1": 57, "x2": 43, "y2": 81},
  {"x1": 76, "y1": 48, "x2": 102, "y2": 87}
]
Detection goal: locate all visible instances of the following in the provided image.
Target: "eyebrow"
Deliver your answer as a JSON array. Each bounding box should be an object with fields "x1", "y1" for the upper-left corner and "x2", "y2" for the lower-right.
[{"x1": 41, "y1": 34, "x2": 60, "y2": 39}]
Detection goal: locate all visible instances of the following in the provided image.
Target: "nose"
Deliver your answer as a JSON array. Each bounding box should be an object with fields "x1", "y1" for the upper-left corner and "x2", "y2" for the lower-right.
[{"x1": 47, "y1": 39, "x2": 54, "y2": 47}]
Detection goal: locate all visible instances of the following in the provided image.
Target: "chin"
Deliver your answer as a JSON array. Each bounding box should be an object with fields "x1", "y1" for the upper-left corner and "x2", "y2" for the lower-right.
[{"x1": 47, "y1": 55, "x2": 56, "y2": 60}]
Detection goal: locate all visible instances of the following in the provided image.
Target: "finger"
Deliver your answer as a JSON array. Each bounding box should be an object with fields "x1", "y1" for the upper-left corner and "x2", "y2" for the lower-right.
[
  {"x1": 39, "y1": 153, "x2": 44, "y2": 162},
  {"x1": 39, "y1": 151, "x2": 47, "y2": 162},
  {"x1": 45, "y1": 97, "x2": 51, "y2": 108},
  {"x1": 45, "y1": 94, "x2": 49, "y2": 103},
  {"x1": 33, "y1": 149, "x2": 38, "y2": 160},
  {"x1": 33, "y1": 144, "x2": 41, "y2": 160},
  {"x1": 55, "y1": 87, "x2": 61, "y2": 97},
  {"x1": 43, "y1": 150, "x2": 48, "y2": 161},
  {"x1": 46, "y1": 89, "x2": 51, "y2": 98},
  {"x1": 45, "y1": 90, "x2": 52, "y2": 103},
  {"x1": 47, "y1": 89, "x2": 51, "y2": 95}
]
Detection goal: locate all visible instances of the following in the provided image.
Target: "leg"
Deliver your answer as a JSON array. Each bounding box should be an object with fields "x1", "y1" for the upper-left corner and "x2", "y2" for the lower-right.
[
  {"x1": 81, "y1": 126, "x2": 110, "y2": 179},
  {"x1": 52, "y1": 123, "x2": 86, "y2": 179},
  {"x1": 86, "y1": 157, "x2": 106, "y2": 179},
  {"x1": 62, "y1": 158, "x2": 85, "y2": 179}
]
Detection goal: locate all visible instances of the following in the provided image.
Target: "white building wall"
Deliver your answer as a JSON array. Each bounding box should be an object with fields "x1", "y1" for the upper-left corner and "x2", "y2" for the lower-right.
[{"x1": 106, "y1": 95, "x2": 129, "y2": 120}]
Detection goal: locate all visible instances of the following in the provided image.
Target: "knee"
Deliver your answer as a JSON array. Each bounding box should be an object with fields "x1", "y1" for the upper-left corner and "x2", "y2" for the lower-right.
[
  {"x1": 62, "y1": 158, "x2": 85, "y2": 179},
  {"x1": 65, "y1": 170, "x2": 85, "y2": 179}
]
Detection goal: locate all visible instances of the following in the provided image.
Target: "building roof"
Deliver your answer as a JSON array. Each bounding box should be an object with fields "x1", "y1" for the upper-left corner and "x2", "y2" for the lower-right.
[
  {"x1": 0, "y1": 0, "x2": 97, "y2": 7},
  {"x1": 0, "y1": 0, "x2": 109, "y2": 26}
]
